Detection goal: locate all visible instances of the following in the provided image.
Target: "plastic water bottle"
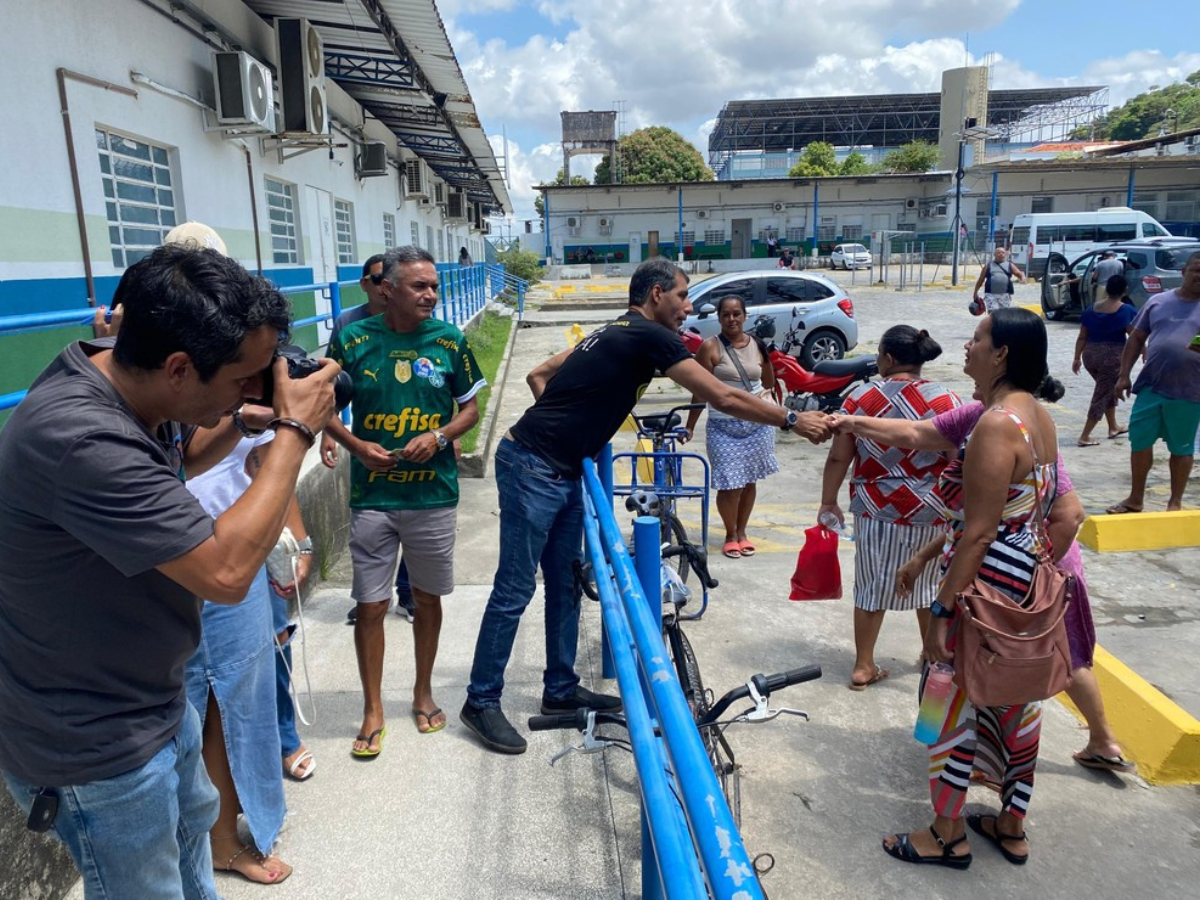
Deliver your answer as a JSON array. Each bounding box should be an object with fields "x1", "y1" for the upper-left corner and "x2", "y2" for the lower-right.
[
  {"x1": 818, "y1": 511, "x2": 854, "y2": 541},
  {"x1": 913, "y1": 663, "x2": 955, "y2": 745}
]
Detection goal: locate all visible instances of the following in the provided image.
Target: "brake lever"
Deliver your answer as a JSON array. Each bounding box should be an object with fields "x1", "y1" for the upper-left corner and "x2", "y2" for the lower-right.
[
  {"x1": 548, "y1": 711, "x2": 618, "y2": 766},
  {"x1": 739, "y1": 678, "x2": 810, "y2": 724}
]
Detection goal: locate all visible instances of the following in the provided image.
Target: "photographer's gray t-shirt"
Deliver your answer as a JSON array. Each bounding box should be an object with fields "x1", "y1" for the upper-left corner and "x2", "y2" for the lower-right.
[{"x1": 0, "y1": 341, "x2": 215, "y2": 786}]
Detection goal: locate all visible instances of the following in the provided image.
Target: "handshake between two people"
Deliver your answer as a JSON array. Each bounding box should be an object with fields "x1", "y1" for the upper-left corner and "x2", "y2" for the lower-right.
[{"x1": 785, "y1": 412, "x2": 857, "y2": 444}]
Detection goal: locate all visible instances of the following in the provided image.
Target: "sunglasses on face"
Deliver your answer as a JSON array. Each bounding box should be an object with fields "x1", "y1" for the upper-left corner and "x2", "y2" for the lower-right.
[{"x1": 367, "y1": 273, "x2": 385, "y2": 285}]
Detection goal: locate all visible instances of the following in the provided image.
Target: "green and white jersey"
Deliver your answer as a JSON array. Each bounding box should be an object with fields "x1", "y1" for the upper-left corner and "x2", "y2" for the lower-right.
[{"x1": 331, "y1": 316, "x2": 485, "y2": 510}]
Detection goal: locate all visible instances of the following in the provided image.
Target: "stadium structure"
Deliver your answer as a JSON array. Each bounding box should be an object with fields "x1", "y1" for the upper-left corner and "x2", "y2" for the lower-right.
[{"x1": 708, "y1": 86, "x2": 1108, "y2": 179}]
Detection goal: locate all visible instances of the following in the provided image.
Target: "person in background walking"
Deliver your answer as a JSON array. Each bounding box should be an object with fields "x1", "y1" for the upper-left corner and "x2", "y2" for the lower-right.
[
  {"x1": 819, "y1": 325, "x2": 960, "y2": 690},
  {"x1": 1072, "y1": 274, "x2": 1137, "y2": 446},
  {"x1": 684, "y1": 295, "x2": 779, "y2": 559},
  {"x1": 972, "y1": 247, "x2": 1024, "y2": 313}
]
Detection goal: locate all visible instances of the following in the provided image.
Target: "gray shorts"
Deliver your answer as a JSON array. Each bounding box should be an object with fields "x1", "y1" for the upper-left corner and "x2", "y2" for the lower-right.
[
  {"x1": 349, "y1": 507, "x2": 457, "y2": 601},
  {"x1": 983, "y1": 292, "x2": 1013, "y2": 311}
]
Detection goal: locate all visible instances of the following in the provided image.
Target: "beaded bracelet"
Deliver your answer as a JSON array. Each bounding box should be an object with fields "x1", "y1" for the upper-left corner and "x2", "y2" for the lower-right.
[{"x1": 268, "y1": 417, "x2": 316, "y2": 448}]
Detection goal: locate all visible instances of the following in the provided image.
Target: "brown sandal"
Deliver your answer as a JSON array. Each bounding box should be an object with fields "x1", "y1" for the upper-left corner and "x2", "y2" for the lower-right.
[{"x1": 214, "y1": 843, "x2": 293, "y2": 884}]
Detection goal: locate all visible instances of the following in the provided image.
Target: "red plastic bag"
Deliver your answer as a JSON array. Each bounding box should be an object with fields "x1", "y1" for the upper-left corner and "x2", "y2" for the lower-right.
[{"x1": 789, "y1": 525, "x2": 843, "y2": 601}]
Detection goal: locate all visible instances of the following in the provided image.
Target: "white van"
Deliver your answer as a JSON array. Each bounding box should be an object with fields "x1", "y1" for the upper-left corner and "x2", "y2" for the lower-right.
[{"x1": 1009, "y1": 208, "x2": 1171, "y2": 277}]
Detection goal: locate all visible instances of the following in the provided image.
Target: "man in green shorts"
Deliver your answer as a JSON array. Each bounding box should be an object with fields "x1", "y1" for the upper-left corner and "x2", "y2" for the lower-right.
[
  {"x1": 1109, "y1": 251, "x2": 1200, "y2": 514},
  {"x1": 327, "y1": 246, "x2": 485, "y2": 751}
]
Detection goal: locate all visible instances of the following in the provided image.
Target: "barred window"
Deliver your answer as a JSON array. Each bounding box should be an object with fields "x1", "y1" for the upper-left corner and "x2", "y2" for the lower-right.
[
  {"x1": 1030, "y1": 196, "x2": 1054, "y2": 214},
  {"x1": 703, "y1": 229, "x2": 726, "y2": 244},
  {"x1": 785, "y1": 226, "x2": 805, "y2": 243},
  {"x1": 816, "y1": 217, "x2": 837, "y2": 242},
  {"x1": 680, "y1": 231, "x2": 696, "y2": 244},
  {"x1": 411, "y1": 221, "x2": 421, "y2": 248},
  {"x1": 334, "y1": 199, "x2": 355, "y2": 265},
  {"x1": 96, "y1": 129, "x2": 178, "y2": 268},
  {"x1": 265, "y1": 178, "x2": 298, "y2": 264},
  {"x1": 842, "y1": 224, "x2": 863, "y2": 240},
  {"x1": 382, "y1": 213, "x2": 395, "y2": 250}
]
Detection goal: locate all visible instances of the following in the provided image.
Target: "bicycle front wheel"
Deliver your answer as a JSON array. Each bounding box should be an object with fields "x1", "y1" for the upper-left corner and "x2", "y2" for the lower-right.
[{"x1": 662, "y1": 513, "x2": 690, "y2": 585}]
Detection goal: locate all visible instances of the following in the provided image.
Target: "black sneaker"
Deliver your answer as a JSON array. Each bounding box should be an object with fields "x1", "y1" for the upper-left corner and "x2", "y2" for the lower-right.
[
  {"x1": 460, "y1": 702, "x2": 527, "y2": 755},
  {"x1": 345, "y1": 605, "x2": 358, "y2": 625},
  {"x1": 540, "y1": 686, "x2": 623, "y2": 716},
  {"x1": 394, "y1": 593, "x2": 416, "y2": 623}
]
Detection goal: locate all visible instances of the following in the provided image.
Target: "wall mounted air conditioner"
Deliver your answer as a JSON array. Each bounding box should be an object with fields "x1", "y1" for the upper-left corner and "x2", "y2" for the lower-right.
[
  {"x1": 567, "y1": 227, "x2": 581, "y2": 237},
  {"x1": 566, "y1": 216, "x2": 579, "y2": 228},
  {"x1": 696, "y1": 209, "x2": 708, "y2": 219},
  {"x1": 446, "y1": 190, "x2": 467, "y2": 221},
  {"x1": 356, "y1": 142, "x2": 389, "y2": 178},
  {"x1": 905, "y1": 198, "x2": 919, "y2": 209},
  {"x1": 404, "y1": 159, "x2": 428, "y2": 199},
  {"x1": 276, "y1": 18, "x2": 328, "y2": 135},
  {"x1": 772, "y1": 202, "x2": 785, "y2": 212},
  {"x1": 212, "y1": 51, "x2": 275, "y2": 132}
]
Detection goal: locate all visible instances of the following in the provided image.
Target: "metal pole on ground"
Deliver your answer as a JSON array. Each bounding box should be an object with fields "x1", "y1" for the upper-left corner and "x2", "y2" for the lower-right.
[
  {"x1": 598, "y1": 445, "x2": 616, "y2": 680},
  {"x1": 952, "y1": 135, "x2": 964, "y2": 287}
]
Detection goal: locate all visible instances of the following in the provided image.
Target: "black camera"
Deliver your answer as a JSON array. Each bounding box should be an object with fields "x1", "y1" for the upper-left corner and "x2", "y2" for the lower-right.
[{"x1": 255, "y1": 344, "x2": 354, "y2": 411}]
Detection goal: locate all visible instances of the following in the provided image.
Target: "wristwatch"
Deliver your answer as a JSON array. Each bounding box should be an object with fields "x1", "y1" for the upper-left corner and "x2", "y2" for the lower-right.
[
  {"x1": 432, "y1": 430, "x2": 449, "y2": 450},
  {"x1": 295, "y1": 536, "x2": 314, "y2": 556},
  {"x1": 780, "y1": 410, "x2": 798, "y2": 432},
  {"x1": 930, "y1": 600, "x2": 955, "y2": 619}
]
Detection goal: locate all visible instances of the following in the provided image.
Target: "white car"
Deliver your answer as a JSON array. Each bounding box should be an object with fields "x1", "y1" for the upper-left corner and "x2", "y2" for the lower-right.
[{"x1": 830, "y1": 243, "x2": 872, "y2": 270}]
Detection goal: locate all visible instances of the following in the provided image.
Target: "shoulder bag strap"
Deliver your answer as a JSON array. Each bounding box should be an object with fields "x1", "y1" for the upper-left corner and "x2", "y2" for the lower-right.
[{"x1": 718, "y1": 334, "x2": 755, "y2": 392}]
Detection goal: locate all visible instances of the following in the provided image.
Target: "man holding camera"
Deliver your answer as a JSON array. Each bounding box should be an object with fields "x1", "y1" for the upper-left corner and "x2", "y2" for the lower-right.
[
  {"x1": 325, "y1": 246, "x2": 485, "y2": 750},
  {"x1": 0, "y1": 244, "x2": 339, "y2": 898}
]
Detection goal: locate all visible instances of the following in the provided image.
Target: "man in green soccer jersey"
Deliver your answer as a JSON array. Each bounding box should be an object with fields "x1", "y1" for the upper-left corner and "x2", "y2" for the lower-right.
[{"x1": 327, "y1": 247, "x2": 484, "y2": 751}]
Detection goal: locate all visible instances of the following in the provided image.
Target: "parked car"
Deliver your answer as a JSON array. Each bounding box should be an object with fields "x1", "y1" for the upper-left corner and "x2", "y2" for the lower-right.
[
  {"x1": 830, "y1": 243, "x2": 872, "y2": 270},
  {"x1": 682, "y1": 270, "x2": 858, "y2": 367},
  {"x1": 1041, "y1": 238, "x2": 1200, "y2": 320}
]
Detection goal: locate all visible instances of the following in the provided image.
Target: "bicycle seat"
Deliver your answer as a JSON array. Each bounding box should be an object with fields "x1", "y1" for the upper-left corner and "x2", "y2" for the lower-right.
[
  {"x1": 638, "y1": 413, "x2": 681, "y2": 434},
  {"x1": 811, "y1": 356, "x2": 878, "y2": 377}
]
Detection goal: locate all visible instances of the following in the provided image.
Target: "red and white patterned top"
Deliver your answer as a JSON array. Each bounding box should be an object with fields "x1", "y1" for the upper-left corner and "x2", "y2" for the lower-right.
[{"x1": 841, "y1": 377, "x2": 962, "y2": 526}]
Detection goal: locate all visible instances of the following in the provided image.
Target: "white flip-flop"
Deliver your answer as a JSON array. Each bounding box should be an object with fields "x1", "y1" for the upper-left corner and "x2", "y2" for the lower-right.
[{"x1": 284, "y1": 749, "x2": 316, "y2": 781}]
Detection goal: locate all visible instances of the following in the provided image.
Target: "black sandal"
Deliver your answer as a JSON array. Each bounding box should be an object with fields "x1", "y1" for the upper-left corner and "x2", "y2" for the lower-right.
[
  {"x1": 967, "y1": 813, "x2": 1028, "y2": 865},
  {"x1": 882, "y1": 825, "x2": 972, "y2": 870}
]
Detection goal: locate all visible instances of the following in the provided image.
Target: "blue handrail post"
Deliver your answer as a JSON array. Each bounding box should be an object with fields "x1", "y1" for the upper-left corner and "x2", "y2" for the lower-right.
[
  {"x1": 329, "y1": 280, "x2": 343, "y2": 325},
  {"x1": 632, "y1": 514, "x2": 664, "y2": 900},
  {"x1": 597, "y1": 444, "x2": 616, "y2": 680}
]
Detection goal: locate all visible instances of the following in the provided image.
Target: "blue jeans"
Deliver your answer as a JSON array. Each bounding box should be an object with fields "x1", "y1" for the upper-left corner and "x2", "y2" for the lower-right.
[
  {"x1": 3, "y1": 702, "x2": 220, "y2": 900},
  {"x1": 467, "y1": 438, "x2": 583, "y2": 708},
  {"x1": 271, "y1": 588, "x2": 302, "y2": 758}
]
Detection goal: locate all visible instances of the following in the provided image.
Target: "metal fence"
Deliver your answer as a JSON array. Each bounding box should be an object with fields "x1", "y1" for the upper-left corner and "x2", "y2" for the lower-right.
[
  {"x1": 0, "y1": 263, "x2": 523, "y2": 413},
  {"x1": 580, "y1": 451, "x2": 764, "y2": 900}
]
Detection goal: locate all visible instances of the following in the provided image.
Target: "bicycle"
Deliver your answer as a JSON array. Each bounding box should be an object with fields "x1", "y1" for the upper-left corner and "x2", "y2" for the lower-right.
[{"x1": 614, "y1": 403, "x2": 713, "y2": 610}]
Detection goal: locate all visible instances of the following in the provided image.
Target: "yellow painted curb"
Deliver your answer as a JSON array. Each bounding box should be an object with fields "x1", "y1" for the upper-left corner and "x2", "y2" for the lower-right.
[
  {"x1": 1019, "y1": 303, "x2": 1043, "y2": 317},
  {"x1": 1078, "y1": 509, "x2": 1200, "y2": 552},
  {"x1": 1057, "y1": 645, "x2": 1200, "y2": 784}
]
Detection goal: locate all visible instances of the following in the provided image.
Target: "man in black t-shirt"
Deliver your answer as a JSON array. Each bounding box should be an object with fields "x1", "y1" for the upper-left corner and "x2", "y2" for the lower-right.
[{"x1": 461, "y1": 259, "x2": 831, "y2": 754}]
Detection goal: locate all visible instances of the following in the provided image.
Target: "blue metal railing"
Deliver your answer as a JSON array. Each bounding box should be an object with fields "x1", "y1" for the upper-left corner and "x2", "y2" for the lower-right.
[
  {"x1": 0, "y1": 263, "x2": 503, "y2": 412},
  {"x1": 581, "y1": 455, "x2": 764, "y2": 900},
  {"x1": 485, "y1": 264, "x2": 528, "y2": 319}
]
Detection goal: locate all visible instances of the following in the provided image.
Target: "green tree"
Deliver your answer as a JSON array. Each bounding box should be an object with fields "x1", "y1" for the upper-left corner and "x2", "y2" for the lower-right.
[
  {"x1": 495, "y1": 245, "x2": 543, "y2": 284},
  {"x1": 594, "y1": 127, "x2": 714, "y2": 184},
  {"x1": 839, "y1": 150, "x2": 873, "y2": 176},
  {"x1": 880, "y1": 140, "x2": 940, "y2": 173},
  {"x1": 534, "y1": 168, "x2": 591, "y2": 217},
  {"x1": 1074, "y1": 71, "x2": 1200, "y2": 140},
  {"x1": 787, "y1": 141, "x2": 838, "y2": 177}
]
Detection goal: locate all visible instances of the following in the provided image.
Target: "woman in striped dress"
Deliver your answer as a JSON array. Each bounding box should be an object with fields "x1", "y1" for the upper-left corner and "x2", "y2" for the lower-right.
[
  {"x1": 876, "y1": 308, "x2": 1062, "y2": 869},
  {"x1": 819, "y1": 325, "x2": 960, "y2": 690}
]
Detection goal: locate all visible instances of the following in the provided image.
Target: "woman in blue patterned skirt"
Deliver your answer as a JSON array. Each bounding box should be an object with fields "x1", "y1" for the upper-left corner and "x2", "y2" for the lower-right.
[{"x1": 685, "y1": 295, "x2": 778, "y2": 558}]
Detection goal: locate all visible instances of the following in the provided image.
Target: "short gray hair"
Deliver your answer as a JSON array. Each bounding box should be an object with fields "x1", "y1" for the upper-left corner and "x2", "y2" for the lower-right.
[{"x1": 383, "y1": 245, "x2": 436, "y2": 279}]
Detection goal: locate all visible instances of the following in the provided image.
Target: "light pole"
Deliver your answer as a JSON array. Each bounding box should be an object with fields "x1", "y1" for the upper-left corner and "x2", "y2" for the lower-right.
[{"x1": 951, "y1": 135, "x2": 966, "y2": 286}]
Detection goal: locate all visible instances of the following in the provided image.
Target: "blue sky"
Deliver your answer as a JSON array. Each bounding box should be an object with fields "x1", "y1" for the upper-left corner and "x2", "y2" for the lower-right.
[{"x1": 436, "y1": 0, "x2": 1200, "y2": 221}]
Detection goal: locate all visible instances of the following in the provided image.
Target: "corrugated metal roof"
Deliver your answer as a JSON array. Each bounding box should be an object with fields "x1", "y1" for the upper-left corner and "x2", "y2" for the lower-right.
[{"x1": 244, "y1": 0, "x2": 509, "y2": 213}]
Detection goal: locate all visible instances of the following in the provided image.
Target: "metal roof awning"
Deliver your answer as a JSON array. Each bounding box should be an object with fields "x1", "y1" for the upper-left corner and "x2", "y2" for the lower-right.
[{"x1": 244, "y1": 0, "x2": 509, "y2": 213}]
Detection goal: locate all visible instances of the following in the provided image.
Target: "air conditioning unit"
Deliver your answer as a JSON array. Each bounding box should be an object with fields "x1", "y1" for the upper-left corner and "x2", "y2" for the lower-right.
[
  {"x1": 772, "y1": 202, "x2": 785, "y2": 212},
  {"x1": 935, "y1": 204, "x2": 948, "y2": 217},
  {"x1": 696, "y1": 209, "x2": 708, "y2": 219},
  {"x1": 276, "y1": 18, "x2": 328, "y2": 135},
  {"x1": 598, "y1": 216, "x2": 613, "y2": 235},
  {"x1": 212, "y1": 51, "x2": 275, "y2": 132},
  {"x1": 905, "y1": 198, "x2": 919, "y2": 209},
  {"x1": 403, "y1": 159, "x2": 427, "y2": 199},
  {"x1": 446, "y1": 190, "x2": 467, "y2": 221},
  {"x1": 566, "y1": 216, "x2": 579, "y2": 228},
  {"x1": 418, "y1": 196, "x2": 433, "y2": 208},
  {"x1": 356, "y1": 141, "x2": 389, "y2": 178}
]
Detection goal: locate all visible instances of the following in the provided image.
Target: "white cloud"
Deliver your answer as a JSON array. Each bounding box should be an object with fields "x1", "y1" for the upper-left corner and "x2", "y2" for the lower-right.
[{"x1": 487, "y1": 135, "x2": 564, "y2": 222}]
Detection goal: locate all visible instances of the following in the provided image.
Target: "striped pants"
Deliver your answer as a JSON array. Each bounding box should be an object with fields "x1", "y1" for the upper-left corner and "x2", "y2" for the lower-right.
[{"x1": 925, "y1": 671, "x2": 1042, "y2": 820}]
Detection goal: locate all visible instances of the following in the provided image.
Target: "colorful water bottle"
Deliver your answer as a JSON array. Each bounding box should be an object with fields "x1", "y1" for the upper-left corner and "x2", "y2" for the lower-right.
[{"x1": 913, "y1": 663, "x2": 954, "y2": 745}]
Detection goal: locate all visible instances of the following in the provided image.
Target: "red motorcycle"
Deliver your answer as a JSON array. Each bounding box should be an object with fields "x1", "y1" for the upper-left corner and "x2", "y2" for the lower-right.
[{"x1": 680, "y1": 312, "x2": 877, "y2": 413}]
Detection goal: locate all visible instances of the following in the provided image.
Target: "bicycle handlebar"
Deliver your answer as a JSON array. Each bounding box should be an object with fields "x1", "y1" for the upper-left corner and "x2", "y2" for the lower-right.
[
  {"x1": 528, "y1": 709, "x2": 627, "y2": 732},
  {"x1": 662, "y1": 543, "x2": 719, "y2": 590},
  {"x1": 631, "y1": 403, "x2": 707, "y2": 439},
  {"x1": 698, "y1": 664, "x2": 822, "y2": 726}
]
